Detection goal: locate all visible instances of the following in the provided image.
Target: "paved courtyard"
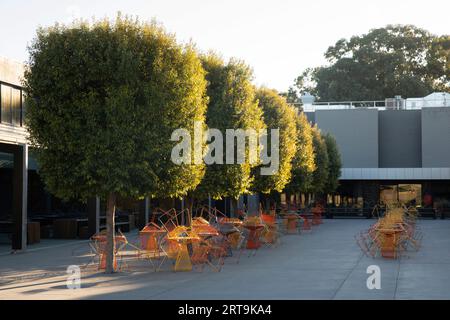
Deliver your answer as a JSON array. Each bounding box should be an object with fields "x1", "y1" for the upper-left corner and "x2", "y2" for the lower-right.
[{"x1": 1, "y1": 219, "x2": 450, "y2": 300}]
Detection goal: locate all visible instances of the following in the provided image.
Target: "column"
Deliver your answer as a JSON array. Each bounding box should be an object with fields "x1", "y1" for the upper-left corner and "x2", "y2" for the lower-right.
[{"x1": 12, "y1": 144, "x2": 28, "y2": 250}]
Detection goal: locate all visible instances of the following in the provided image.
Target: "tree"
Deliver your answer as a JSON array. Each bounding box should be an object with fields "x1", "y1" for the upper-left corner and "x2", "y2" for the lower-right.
[
  {"x1": 427, "y1": 35, "x2": 450, "y2": 92},
  {"x1": 193, "y1": 53, "x2": 265, "y2": 214},
  {"x1": 251, "y1": 88, "x2": 297, "y2": 196},
  {"x1": 323, "y1": 133, "x2": 341, "y2": 194},
  {"x1": 284, "y1": 112, "x2": 315, "y2": 202},
  {"x1": 24, "y1": 15, "x2": 207, "y2": 273},
  {"x1": 279, "y1": 86, "x2": 301, "y2": 104},
  {"x1": 290, "y1": 25, "x2": 449, "y2": 101},
  {"x1": 310, "y1": 125, "x2": 329, "y2": 195}
]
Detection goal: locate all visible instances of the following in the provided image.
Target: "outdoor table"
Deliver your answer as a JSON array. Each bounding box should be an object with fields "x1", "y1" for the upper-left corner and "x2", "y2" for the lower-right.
[
  {"x1": 217, "y1": 223, "x2": 242, "y2": 250},
  {"x1": 260, "y1": 214, "x2": 277, "y2": 243},
  {"x1": 140, "y1": 225, "x2": 166, "y2": 251},
  {"x1": 167, "y1": 230, "x2": 200, "y2": 272},
  {"x1": 91, "y1": 233, "x2": 128, "y2": 270},
  {"x1": 243, "y1": 223, "x2": 265, "y2": 249},
  {"x1": 192, "y1": 218, "x2": 219, "y2": 239},
  {"x1": 218, "y1": 217, "x2": 243, "y2": 227},
  {"x1": 299, "y1": 212, "x2": 313, "y2": 231},
  {"x1": 219, "y1": 226, "x2": 240, "y2": 255},
  {"x1": 285, "y1": 213, "x2": 299, "y2": 234},
  {"x1": 376, "y1": 225, "x2": 404, "y2": 259},
  {"x1": 91, "y1": 233, "x2": 127, "y2": 242},
  {"x1": 194, "y1": 226, "x2": 220, "y2": 239},
  {"x1": 311, "y1": 207, "x2": 323, "y2": 225}
]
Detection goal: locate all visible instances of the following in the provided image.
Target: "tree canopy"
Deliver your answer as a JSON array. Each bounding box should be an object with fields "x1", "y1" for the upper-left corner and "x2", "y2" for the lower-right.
[
  {"x1": 323, "y1": 133, "x2": 341, "y2": 194},
  {"x1": 288, "y1": 25, "x2": 449, "y2": 102},
  {"x1": 251, "y1": 88, "x2": 297, "y2": 194},
  {"x1": 284, "y1": 112, "x2": 316, "y2": 194},
  {"x1": 24, "y1": 15, "x2": 208, "y2": 272},
  {"x1": 193, "y1": 53, "x2": 265, "y2": 200},
  {"x1": 310, "y1": 125, "x2": 329, "y2": 194}
]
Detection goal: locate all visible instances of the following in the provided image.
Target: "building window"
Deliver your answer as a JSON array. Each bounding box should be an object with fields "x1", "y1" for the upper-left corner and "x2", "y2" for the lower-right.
[
  {"x1": 380, "y1": 184, "x2": 422, "y2": 207},
  {"x1": 0, "y1": 83, "x2": 23, "y2": 127},
  {"x1": 1, "y1": 84, "x2": 12, "y2": 124},
  {"x1": 380, "y1": 185, "x2": 398, "y2": 205},
  {"x1": 398, "y1": 184, "x2": 422, "y2": 207}
]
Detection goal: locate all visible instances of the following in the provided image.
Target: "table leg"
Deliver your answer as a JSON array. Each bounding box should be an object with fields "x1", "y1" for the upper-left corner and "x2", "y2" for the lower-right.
[
  {"x1": 99, "y1": 253, "x2": 117, "y2": 270},
  {"x1": 144, "y1": 235, "x2": 158, "y2": 251},
  {"x1": 246, "y1": 230, "x2": 261, "y2": 249},
  {"x1": 381, "y1": 233, "x2": 396, "y2": 259},
  {"x1": 174, "y1": 242, "x2": 192, "y2": 271},
  {"x1": 287, "y1": 218, "x2": 297, "y2": 234}
]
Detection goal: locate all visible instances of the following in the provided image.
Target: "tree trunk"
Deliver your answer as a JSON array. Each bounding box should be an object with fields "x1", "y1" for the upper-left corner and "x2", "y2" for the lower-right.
[
  {"x1": 185, "y1": 194, "x2": 195, "y2": 226},
  {"x1": 231, "y1": 198, "x2": 239, "y2": 217},
  {"x1": 286, "y1": 192, "x2": 290, "y2": 210},
  {"x1": 105, "y1": 193, "x2": 116, "y2": 274}
]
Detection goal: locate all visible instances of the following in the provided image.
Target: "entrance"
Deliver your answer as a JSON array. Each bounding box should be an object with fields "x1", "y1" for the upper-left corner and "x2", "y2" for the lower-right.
[{"x1": 380, "y1": 184, "x2": 421, "y2": 206}]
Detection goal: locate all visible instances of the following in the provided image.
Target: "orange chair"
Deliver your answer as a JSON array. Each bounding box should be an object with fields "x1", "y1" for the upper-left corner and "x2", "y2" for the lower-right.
[
  {"x1": 311, "y1": 205, "x2": 323, "y2": 225},
  {"x1": 300, "y1": 213, "x2": 311, "y2": 231},
  {"x1": 261, "y1": 213, "x2": 278, "y2": 244}
]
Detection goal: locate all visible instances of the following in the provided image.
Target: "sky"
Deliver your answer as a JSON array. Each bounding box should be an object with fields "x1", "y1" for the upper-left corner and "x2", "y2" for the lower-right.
[{"x1": 0, "y1": 0, "x2": 448, "y2": 91}]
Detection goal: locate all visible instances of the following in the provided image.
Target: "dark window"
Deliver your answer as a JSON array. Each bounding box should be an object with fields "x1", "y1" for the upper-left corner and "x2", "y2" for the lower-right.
[
  {"x1": 1, "y1": 84, "x2": 12, "y2": 124},
  {"x1": 11, "y1": 87, "x2": 21, "y2": 126},
  {"x1": 0, "y1": 83, "x2": 24, "y2": 126}
]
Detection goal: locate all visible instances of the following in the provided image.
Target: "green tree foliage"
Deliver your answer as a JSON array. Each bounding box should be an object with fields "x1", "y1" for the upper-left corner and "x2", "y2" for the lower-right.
[
  {"x1": 323, "y1": 133, "x2": 341, "y2": 194},
  {"x1": 289, "y1": 25, "x2": 449, "y2": 101},
  {"x1": 24, "y1": 15, "x2": 208, "y2": 272},
  {"x1": 194, "y1": 53, "x2": 265, "y2": 206},
  {"x1": 251, "y1": 88, "x2": 297, "y2": 194},
  {"x1": 310, "y1": 125, "x2": 329, "y2": 194},
  {"x1": 284, "y1": 112, "x2": 315, "y2": 194}
]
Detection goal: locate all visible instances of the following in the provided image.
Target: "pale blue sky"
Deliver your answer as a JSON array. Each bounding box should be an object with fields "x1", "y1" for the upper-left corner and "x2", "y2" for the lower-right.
[{"x1": 1, "y1": 0, "x2": 448, "y2": 91}]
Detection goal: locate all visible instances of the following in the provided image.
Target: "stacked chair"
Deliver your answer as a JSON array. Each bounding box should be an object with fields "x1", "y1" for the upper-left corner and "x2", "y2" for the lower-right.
[
  {"x1": 355, "y1": 204, "x2": 423, "y2": 259},
  {"x1": 85, "y1": 200, "x2": 327, "y2": 273}
]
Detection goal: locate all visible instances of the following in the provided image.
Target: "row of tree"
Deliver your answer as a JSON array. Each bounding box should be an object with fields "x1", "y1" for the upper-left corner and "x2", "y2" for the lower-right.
[{"x1": 24, "y1": 15, "x2": 341, "y2": 273}]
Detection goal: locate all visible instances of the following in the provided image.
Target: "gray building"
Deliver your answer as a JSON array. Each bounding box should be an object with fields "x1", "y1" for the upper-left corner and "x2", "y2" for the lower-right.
[
  {"x1": 304, "y1": 95, "x2": 450, "y2": 211},
  {"x1": 0, "y1": 57, "x2": 28, "y2": 250}
]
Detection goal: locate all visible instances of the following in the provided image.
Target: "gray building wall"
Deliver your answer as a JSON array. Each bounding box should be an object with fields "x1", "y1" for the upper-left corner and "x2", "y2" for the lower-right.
[
  {"x1": 378, "y1": 110, "x2": 422, "y2": 168},
  {"x1": 304, "y1": 111, "x2": 315, "y2": 124},
  {"x1": 422, "y1": 107, "x2": 450, "y2": 167},
  {"x1": 315, "y1": 109, "x2": 379, "y2": 168}
]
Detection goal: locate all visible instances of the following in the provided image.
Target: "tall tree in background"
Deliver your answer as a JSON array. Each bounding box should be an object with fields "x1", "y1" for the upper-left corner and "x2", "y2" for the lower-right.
[
  {"x1": 288, "y1": 25, "x2": 449, "y2": 101},
  {"x1": 310, "y1": 125, "x2": 329, "y2": 195},
  {"x1": 24, "y1": 15, "x2": 207, "y2": 273},
  {"x1": 284, "y1": 112, "x2": 316, "y2": 202},
  {"x1": 251, "y1": 88, "x2": 297, "y2": 202},
  {"x1": 323, "y1": 133, "x2": 342, "y2": 195},
  {"x1": 193, "y1": 53, "x2": 265, "y2": 214}
]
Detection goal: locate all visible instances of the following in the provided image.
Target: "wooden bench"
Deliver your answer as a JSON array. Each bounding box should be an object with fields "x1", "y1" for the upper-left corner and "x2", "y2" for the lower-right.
[
  {"x1": 53, "y1": 219, "x2": 78, "y2": 238},
  {"x1": 27, "y1": 222, "x2": 41, "y2": 244}
]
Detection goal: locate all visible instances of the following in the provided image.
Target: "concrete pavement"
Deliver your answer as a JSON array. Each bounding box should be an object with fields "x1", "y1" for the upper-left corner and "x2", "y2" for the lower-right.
[{"x1": 1, "y1": 219, "x2": 450, "y2": 299}]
